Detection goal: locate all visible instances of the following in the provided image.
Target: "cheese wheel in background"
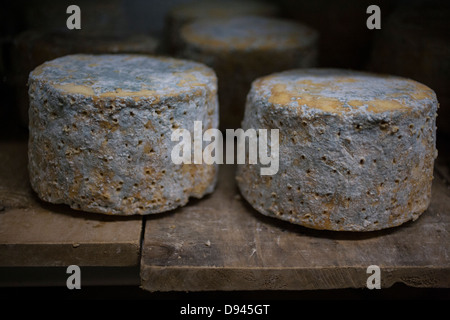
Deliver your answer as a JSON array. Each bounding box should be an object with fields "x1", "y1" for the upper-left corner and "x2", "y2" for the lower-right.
[
  {"x1": 368, "y1": 2, "x2": 450, "y2": 137},
  {"x1": 236, "y1": 69, "x2": 438, "y2": 231},
  {"x1": 178, "y1": 16, "x2": 318, "y2": 129},
  {"x1": 10, "y1": 30, "x2": 160, "y2": 126},
  {"x1": 165, "y1": 0, "x2": 279, "y2": 53},
  {"x1": 28, "y1": 54, "x2": 218, "y2": 216}
]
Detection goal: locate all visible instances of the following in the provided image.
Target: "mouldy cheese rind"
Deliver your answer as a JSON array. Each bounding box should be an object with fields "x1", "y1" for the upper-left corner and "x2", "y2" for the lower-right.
[
  {"x1": 236, "y1": 68, "x2": 438, "y2": 231},
  {"x1": 28, "y1": 54, "x2": 219, "y2": 215}
]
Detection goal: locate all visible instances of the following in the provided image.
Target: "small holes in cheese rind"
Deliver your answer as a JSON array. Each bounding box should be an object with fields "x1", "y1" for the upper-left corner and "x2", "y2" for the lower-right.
[{"x1": 28, "y1": 54, "x2": 218, "y2": 215}]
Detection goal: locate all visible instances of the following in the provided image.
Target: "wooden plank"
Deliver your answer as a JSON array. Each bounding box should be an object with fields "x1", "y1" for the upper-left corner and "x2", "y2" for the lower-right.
[
  {"x1": 0, "y1": 141, "x2": 143, "y2": 267},
  {"x1": 141, "y1": 164, "x2": 450, "y2": 291}
]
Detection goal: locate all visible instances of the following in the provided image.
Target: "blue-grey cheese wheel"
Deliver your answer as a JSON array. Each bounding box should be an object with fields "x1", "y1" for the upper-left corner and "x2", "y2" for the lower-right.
[
  {"x1": 179, "y1": 16, "x2": 318, "y2": 128},
  {"x1": 165, "y1": 0, "x2": 279, "y2": 53},
  {"x1": 236, "y1": 69, "x2": 438, "y2": 231},
  {"x1": 28, "y1": 54, "x2": 218, "y2": 215}
]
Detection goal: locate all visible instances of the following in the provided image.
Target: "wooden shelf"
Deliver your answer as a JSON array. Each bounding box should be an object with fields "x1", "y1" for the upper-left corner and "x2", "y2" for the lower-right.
[
  {"x1": 141, "y1": 163, "x2": 450, "y2": 291},
  {"x1": 1, "y1": 140, "x2": 449, "y2": 290}
]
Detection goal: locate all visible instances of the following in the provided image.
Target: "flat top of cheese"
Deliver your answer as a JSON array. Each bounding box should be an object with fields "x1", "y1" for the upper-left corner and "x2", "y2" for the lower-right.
[
  {"x1": 253, "y1": 69, "x2": 436, "y2": 114},
  {"x1": 181, "y1": 16, "x2": 317, "y2": 51},
  {"x1": 30, "y1": 54, "x2": 216, "y2": 98},
  {"x1": 171, "y1": 0, "x2": 278, "y2": 21}
]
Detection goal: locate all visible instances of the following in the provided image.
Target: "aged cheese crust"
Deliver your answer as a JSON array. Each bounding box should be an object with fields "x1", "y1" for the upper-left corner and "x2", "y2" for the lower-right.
[
  {"x1": 28, "y1": 54, "x2": 219, "y2": 215},
  {"x1": 236, "y1": 69, "x2": 438, "y2": 231},
  {"x1": 179, "y1": 16, "x2": 318, "y2": 128}
]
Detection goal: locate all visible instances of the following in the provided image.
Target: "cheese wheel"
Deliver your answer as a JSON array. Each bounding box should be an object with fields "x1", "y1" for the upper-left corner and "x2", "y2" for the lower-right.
[
  {"x1": 165, "y1": 0, "x2": 279, "y2": 53},
  {"x1": 28, "y1": 54, "x2": 218, "y2": 215},
  {"x1": 368, "y1": 3, "x2": 450, "y2": 136},
  {"x1": 178, "y1": 16, "x2": 318, "y2": 128},
  {"x1": 10, "y1": 30, "x2": 160, "y2": 126},
  {"x1": 236, "y1": 69, "x2": 438, "y2": 231}
]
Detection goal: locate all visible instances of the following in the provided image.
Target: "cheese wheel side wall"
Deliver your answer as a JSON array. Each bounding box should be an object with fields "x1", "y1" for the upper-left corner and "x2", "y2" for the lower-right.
[
  {"x1": 236, "y1": 81, "x2": 438, "y2": 231},
  {"x1": 28, "y1": 72, "x2": 219, "y2": 216}
]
